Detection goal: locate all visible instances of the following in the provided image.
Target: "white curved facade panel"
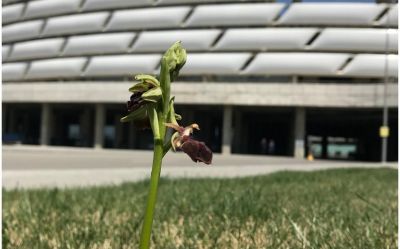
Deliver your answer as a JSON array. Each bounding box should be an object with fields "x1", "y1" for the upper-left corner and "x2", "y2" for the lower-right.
[
  {"x1": 244, "y1": 53, "x2": 350, "y2": 76},
  {"x1": 279, "y1": 3, "x2": 385, "y2": 25},
  {"x1": 2, "y1": 3, "x2": 24, "y2": 24},
  {"x1": 2, "y1": 20, "x2": 43, "y2": 43},
  {"x1": 106, "y1": 7, "x2": 191, "y2": 31},
  {"x1": 2, "y1": 63, "x2": 27, "y2": 81},
  {"x1": 342, "y1": 54, "x2": 398, "y2": 77},
  {"x1": 185, "y1": 3, "x2": 284, "y2": 27},
  {"x1": 84, "y1": 55, "x2": 162, "y2": 76},
  {"x1": 10, "y1": 38, "x2": 65, "y2": 60},
  {"x1": 378, "y1": 4, "x2": 398, "y2": 27},
  {"x1": 63, "y1": 33, "x2": 136, "y2": 56},
  {"x1": 311, "y1": 28, "x2": 398, "y2": 52},
  {"x1": 133, "y1": 30, "x2": 221, "y2": 52},
  {"x1": 26, "y1": 58, "x2": 87, "y2": 79},
  {"x1": 181, "y1": 53, "x2": 251, "y2": 74},
  {"x1": 214, "y1": 28, "x2": 318, "y2": 51},
  {"x1": 82, "y1": 0, "x2": 152, "y2": 11},
  {"x1": 24, "y1": 0, "x2": 81, "y2": 19},
  {"x1": 3, "y1": 45, "x2": 11, "y2": 61},
  {"x1": 43, "y1": 12, "x2": 109, "y2": 37}
]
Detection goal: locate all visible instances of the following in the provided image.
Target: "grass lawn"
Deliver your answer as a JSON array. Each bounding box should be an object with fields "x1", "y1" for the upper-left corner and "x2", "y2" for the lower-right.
[{"x1": 3, "y1": 168, "x2": 398, "y2": 249}]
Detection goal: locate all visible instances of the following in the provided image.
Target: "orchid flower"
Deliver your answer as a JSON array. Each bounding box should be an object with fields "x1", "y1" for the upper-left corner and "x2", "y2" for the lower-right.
[{"x1": 166, "y1": 123, "x2": 212, "y2": 164}]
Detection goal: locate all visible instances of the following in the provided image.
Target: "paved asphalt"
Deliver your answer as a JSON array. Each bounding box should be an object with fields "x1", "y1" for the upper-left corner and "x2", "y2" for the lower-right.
[{"x1": 3, "y1": 145, "x2": 397, "y2": 189}]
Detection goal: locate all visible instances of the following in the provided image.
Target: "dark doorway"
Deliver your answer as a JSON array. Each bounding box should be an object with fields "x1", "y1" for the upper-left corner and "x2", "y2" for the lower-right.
[
  {"x1": 238, "y1": 108, "x2": 293, "y2": 156},
  {"x1": 51, "y1": 105, "x2": 94, "y2": 147},
  {"x1": 3, "y1": 104, "x2": 41, "y2": 145},
  {"x1": 106, "y1": 105, "x2": 153, "y2": 150},
  {"x1": 306, "y1": 108, "x2": 398, "y2": 162}
]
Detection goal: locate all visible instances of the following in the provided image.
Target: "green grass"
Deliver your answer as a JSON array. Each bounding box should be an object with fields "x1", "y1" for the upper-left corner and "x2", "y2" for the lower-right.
[{"x1": 3, "y1": 168, "x2": 398, "y2": 249}]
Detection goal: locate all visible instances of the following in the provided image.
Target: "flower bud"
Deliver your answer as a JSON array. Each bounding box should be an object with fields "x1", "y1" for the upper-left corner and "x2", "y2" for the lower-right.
[{"x1": 163, "y1": 41, "x2": 187, "y2": 81}]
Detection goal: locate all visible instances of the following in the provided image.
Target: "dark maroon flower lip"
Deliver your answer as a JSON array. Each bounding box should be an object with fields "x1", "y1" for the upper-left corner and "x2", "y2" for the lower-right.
[
  {"x1": 127, "y1": 91, "x2": 145, "y2": 112},
  {"x1": 181, "y1": 138, "x2": 212, "y2": 164}
]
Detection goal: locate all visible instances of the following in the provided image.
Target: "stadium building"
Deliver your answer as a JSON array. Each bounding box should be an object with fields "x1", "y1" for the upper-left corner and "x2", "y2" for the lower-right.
[{"x1": 2, "y1": 0, "x2": 398, "y2": 161}]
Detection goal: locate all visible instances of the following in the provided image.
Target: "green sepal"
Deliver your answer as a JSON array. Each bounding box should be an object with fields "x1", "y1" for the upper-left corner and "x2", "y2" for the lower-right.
[
  {"x1": 134, "y1": 74, "x2": 160, "y2": 87},
  {"x1": 174, "y1": 113, "x2": 182, "y2": 121},
  {"x1": 167, "y1": 97, "x2": 179, "y2": 125},
  {"x1": 147, "y1": 105, "x2": 161, "y2": 139},
  {"x1": 120, "y1": 106, "x2": 147, "y2": 123},
  {"x1": 129, "y1": 82, "x2": 150, "y2": 93},
  {"x1": 129, "y1": 75, "x2": 160, "y2": 93},
  {"x1": 142, "y1": 87, "x2": 162, "y2": 103}
]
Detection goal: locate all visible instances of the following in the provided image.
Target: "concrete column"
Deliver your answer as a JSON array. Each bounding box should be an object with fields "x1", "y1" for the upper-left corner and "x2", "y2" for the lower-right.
[
  {"x1": 222, "y1": 105, "x2": 233, "y2": 154},
  {"x1": 94, "y1": 104, "x2": 105, "y2": 149},
  {"x1": 293, "y1": 107, "x2": 305, "y2": 159},
  {"x1": 40, "y1": 103, "x2": 51, "y2": 145}
]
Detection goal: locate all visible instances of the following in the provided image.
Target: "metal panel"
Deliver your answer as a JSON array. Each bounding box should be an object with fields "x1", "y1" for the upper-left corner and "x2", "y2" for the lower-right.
[
  {"x1": 43, "y1": 12, "x2": 109, "y2": 36},
  {"x1": 2, "y1": 3, "x2": 24, "y2": 24},
  {"x1": 3, "y1": 20, "x2": 44, "y2": 43},
  {"x1": 342, "y1": 54, "x2": 398, "y2": 77},
  {"x1": 279, "y1": 3, "x2": 385, "y2": 25},
  {"x1": 244, "y1": 53, "x2": 350, "y2": 75},
  {"x1": 186, "y1": 3, "x2": 284, "y2": 27},
  {"x1": 84, "y1": 55, "x2": 161, "y2": 76},
  {"x1": 2, "y1": 63, "x2": 27, "y2": 81},
  {"x1": 181, "y1": 53, "x2": 251, "y2": 74},
  {"x1": 378, "y1": 4, "x2": 398, "y2": 27},
  {"x1": 310, "y1": 28, "x2": 398, "y2": 52},
  {"x1": 82, "y1": 0, "x2": 152, "y2": 11},
  {"x1": 26, "y1": 58, "x2": 87, "y2": 79},
  {"x1": 215, "y1": 28, "x2": 318, "y2": 51},
  {"x1": 3, "y1": 45, "x2": 11, "y2": 61},
  {"x1": 106, "y1": 7, "x2": 191, "y2": 31},
  {"x1": 63, "y1": 33, "x2": 136, "y2": 56},
  {"x1": 133, "y1": 30, "x2": 221, "y2": 52},
  {"x1": 24, "y1": 0, "x2": 81, "y2": 19},
  {"x1": 10, "y1": 38, "x2": 65, "y2": 60}
]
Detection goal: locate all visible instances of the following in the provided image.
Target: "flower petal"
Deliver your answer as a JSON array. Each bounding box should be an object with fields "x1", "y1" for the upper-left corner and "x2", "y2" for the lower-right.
[
  {"x1": 129, "y1": 82, "x2": 151, "y2": 93},
  {"x1": 141, "y1": 87, "x2": 162, "y2": 103},
  {"x1": 120, "y1": 106, "x2": 147, "y2": 123},
  {"x1": 134, "y1": 74, "x2": 160, "y2": 87}
]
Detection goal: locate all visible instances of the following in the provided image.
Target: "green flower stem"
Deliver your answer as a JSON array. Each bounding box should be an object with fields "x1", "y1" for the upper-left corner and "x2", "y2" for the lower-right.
[
  {"x1": 139, "y1": 138, "x2": 163, "y2": 249},
  {"x1": 139, "y1": 57, "x2": 170, "y2": 249},
  {"x1": 160, "y1": 57, "x2": 171, "y2": 119},
  {"x1": 137, "y1": 42, "x2": 185, "y2": 249}
]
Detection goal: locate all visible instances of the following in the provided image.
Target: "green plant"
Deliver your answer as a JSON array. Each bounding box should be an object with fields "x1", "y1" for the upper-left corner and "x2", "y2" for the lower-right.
[{"x1": 121, "y1": 42, "x2": 213, "y2": 249}]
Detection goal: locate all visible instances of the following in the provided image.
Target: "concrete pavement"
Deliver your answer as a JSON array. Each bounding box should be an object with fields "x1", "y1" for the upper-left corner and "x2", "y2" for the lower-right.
[{"x1": 3, "y1": 145, "x2": 397, "y2": 189}]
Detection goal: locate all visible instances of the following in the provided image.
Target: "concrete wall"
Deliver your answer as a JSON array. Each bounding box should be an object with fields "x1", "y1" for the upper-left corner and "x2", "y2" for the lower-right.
[{"x1": 3, "y1": 82, "x2": 398, "y2": 108}]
